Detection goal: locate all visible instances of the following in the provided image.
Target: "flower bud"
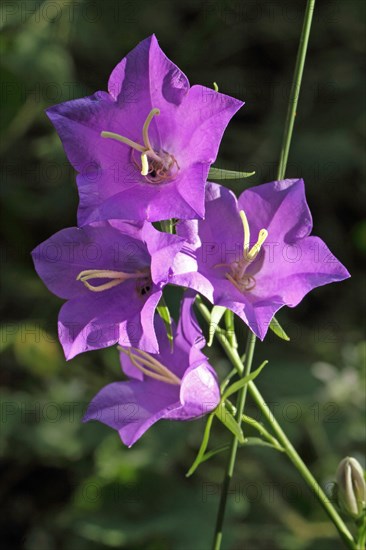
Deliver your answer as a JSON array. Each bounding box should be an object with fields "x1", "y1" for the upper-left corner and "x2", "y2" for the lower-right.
[{"x1": 336, "y1": 457, "x2": 366, "y2": 518}]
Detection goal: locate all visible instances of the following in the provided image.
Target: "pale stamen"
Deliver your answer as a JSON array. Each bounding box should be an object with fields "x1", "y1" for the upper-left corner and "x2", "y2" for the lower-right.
[
  {"x1": 119, "y1": 346, "x2": 181, "y2": 386},
  {"x1": 140, "y1": 153, "x2": 149, "y2": 176},
  {"x1": 77, "y1": 269, "x2": 148, "y2": 293}
]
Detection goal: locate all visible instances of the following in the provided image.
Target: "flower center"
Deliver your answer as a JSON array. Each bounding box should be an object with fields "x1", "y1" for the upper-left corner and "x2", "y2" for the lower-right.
[
  {"x1": 215, "y1": 210, "x2": 268, "y2": 293},
  {"x1": 119, "y1": 346, "x2": 181, "y2": 385},
  {"x1": 76, "y1": 268, "x2": 151, "y2": 296},
  {"x1": 101, "y1": 108, "x2": 179, "y2": 184}
]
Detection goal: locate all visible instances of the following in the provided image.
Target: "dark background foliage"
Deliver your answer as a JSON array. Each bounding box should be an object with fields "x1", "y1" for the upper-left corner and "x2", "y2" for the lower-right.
[{"x1": 0, "y1": 1, "x2": 365, "y2": 549}]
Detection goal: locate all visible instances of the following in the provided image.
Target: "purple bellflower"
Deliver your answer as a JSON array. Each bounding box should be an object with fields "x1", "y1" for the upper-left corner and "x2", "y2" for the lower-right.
[
  {"x1": 32, "y1": 221, "x2": 185, "y2": 359},
  {"x1": 46, "y1": 35, "x2": 243, "y2": 224},
  {"x1": 83, "y1": 294, "x2": 220, "y2": 447},
  {"x1": 171, "y1": 179, "x2": 350, "y2": 340}
]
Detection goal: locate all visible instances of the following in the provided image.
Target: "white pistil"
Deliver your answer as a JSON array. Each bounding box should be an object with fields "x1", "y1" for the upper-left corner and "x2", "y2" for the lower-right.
[
  {"x1": 77, "y1": 269, "x2": 147, "y2": 292},
  {"x1": 100, "y1": 131, "x2": 146, "y2": 153},
  {"x1": 119, "y1": 346, "x2": 181, "y2": 386},
  {"x1": 239, "y1": 209, "x2": 268, "y2": 261},
  {"x1": 240, "y1": 210, "x2": 250, "y2": 253},
  {"x1": 101, "y1": 108, "x2": 161, "y2": 173},
  {"x1": 217, "y1": 210, "x2": 269, "y2": 294},
  {"x1": 142, "y1": 108, "x2": 160, "y2": 151}
]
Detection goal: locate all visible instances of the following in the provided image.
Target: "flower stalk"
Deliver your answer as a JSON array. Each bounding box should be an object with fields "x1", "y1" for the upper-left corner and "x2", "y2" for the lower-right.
[
  {"x1": 196, "y1": 298, "x2": 355, "y2": 549},
  {"x1": 210, "y1": 1, "x2": 319, "y2": 547}
]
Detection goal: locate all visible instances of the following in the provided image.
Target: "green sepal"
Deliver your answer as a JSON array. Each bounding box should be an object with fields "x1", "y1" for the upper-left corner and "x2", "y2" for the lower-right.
[
  {"x1": 207, "y1": 305, "x2": 226, "y2": 347},
  {"x1": 269, "y1": 316, "x2": 290, "y2": 341},
  {"x1": 208, "y1": 167, "x2": 255, "y2": 180}
]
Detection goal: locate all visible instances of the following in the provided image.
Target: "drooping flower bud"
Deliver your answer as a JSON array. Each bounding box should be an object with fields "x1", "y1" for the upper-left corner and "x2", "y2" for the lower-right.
[{"x1": 336, "y1": 457, "x2": 366, "y2": 518}]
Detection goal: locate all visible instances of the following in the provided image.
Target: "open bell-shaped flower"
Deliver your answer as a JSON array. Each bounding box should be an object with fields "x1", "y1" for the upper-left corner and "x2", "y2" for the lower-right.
[
  {"x1": 83, "y1": 293, "x2": 220, "y2": 447},
  {"x1": 46, "y1": 35, "x2": 243, "y2": 224},
  {"x1": 31, "y1": 220, "x2": 186, "y2": 358},
  {"x1": 170, "y1": 179, "x2": 350, "y2": 340}
]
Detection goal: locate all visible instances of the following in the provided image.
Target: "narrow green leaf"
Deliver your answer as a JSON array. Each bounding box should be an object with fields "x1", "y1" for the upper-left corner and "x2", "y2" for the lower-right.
[
  {"x1": 269, "y1": 316, "x2": 290, "y2": 341},
  {"x1": 215, "y1": 403, "x2": 244, "y2": 443},
  {"x1": 241, "y1": 414, "x2": 284, "y2": 451},
  {"x1": 220, "y1": 368, "x2": 237, "y2": 392},
  {"x1": 186, "y1": 412, "x2": 215, "y2": 477},
  {"x1": 208, "y1": 167, "x2": 255, "y2": 180},
  {"x1": 157, "y1": 297, "x2": 174, "y2": 350},
  {"x1": 207, "y1": 305, "x2": 226, "y2": 347},
  {"x1": 201, "y1": 444, "x2": 230, "y2": 463},
  {"x1": 222, "y1": 360, "x2": 268, "y2": 401},
  {"x1": 241, "y1": 437, "x2": 283, "y2": 450}
]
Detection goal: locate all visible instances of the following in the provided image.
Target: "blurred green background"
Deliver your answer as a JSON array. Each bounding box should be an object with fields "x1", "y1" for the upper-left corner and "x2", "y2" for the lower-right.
[{"x1": 0, "y1": 0, "x2": 365, "y2": 548}]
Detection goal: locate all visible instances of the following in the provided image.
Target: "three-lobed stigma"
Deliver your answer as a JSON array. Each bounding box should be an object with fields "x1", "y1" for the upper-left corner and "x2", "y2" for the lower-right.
[
  {"x1": 214, "y1": 209, "x2": 268, "y2": 294},
  {"x1": 76, "y1": 268, "x2": 151, "y2": 294},
  {"x1": 101, "y1": 108, "x2": 179, "y2": 183}
]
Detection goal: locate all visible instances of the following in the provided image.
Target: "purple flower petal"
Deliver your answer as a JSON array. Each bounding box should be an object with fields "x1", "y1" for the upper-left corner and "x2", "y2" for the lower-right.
[
  {"x1": 83, "y1": 379, "x2": 180, "y2": 447},
  {"x1": 174, "y1": 180, "x2": 350, "y2": 340},
  {"x1": 32, "y1": 221, "x2": 185, "y2": 358},
  {"x1": 46, "y1": 35, "x2": 243, "y2": 223},
  {"x1": 85, "y1": 293, "x2": 220, "y2": 446}
]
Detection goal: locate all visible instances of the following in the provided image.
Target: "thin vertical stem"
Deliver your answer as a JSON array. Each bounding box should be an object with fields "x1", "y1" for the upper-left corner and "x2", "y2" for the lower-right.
[
  {"x1": 277, "y1": 0, "x2": 316, "y2": 181},
  {"x1": 211, "y1": 1, "x2": 319, "y2": 548},
  {"x1": 194, "y1": 295, "x2": 355, "y2": 549},
  {"x1": 212, "y1": 333, "x2": 256, "y2": 550}
]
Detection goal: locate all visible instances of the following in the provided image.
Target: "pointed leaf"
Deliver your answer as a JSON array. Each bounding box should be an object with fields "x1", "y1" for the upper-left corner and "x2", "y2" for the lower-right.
[
  {"x1": 201, "y1": 444, "x2": 230, "y2": 463},
  {"x1": 241, "y1": 437, "x2": 283, "y2": 450},
  {"x1": 222, "y1": 360, "x2": 268, "y2": 401},
  {"x1": 269, "y1": 316, "x2": 290, "y2": 341},
  {"x1": 186, "y1": 412, "x2": 215, "y2": 477},
  {"x1": 207, "y1": 305, "x2": 226, "y2": 347},
  {"x1": 209, "y1": 167, "x2": 255, "y2": 180},
  {"x1": 215, "y1": 404, "x2": 244, "y2": 443}
]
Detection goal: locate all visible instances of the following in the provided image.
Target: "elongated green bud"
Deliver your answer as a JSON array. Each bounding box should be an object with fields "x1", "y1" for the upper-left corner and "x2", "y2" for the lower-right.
[{"x1": 336, "y1": 457, "x2": 366, "y2": 518}]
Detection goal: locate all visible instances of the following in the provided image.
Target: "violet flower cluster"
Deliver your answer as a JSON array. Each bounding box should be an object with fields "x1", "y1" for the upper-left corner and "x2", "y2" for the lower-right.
[{"x1": 32, "y1": 35, "x2": 350, "y2": 446}]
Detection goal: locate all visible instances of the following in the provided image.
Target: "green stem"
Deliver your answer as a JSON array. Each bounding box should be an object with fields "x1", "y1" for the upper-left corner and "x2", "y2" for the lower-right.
[
  {"x1": 212, "y1": 332, "x2": 256, "y2": 550},
  {"x1": 160, "y1": 219, "x2": 173, "y2": 234},
  {"x1": 196, "y1": 301, "x2": 355, "y2": 548},
  {"x1": 247, "y1": 381, "x2": 355, "y2": 550},
  {"x1": 208, "y1": 1, "x2": 352, "y2": 548},
  {"x1": 356, "y1": 517, "x2": 366, "y2": 550},
  {"x1": 277, "y1": 0, "x2": 316, "y2": 181}
]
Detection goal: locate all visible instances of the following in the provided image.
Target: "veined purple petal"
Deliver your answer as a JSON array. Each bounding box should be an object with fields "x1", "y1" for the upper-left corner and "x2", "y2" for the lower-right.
[
  {"x1": 85, "y1": 293, "x2": 219, "y2": 446},
  {"x1": 83, "y1": 379, "x2": 180, "y2": 447},
  {"x1": 174, "y1": 180, "x2": 350, "y2": 340},
  {"x1": 46, "y1": 35, "x2": 243, "y2": 223},
  {"x1": 32, "y1": 220, "x2": 185, "y2": 358}
]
